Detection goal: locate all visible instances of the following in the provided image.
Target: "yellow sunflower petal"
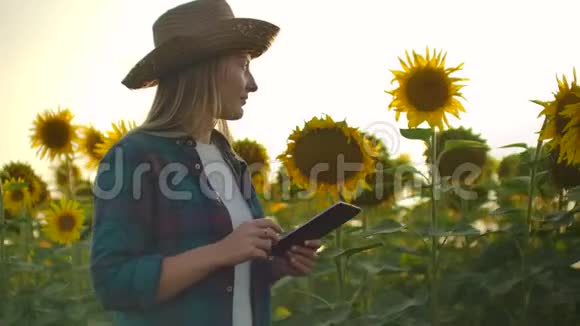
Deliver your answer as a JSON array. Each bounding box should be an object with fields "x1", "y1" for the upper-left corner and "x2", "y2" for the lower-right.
[
  {"x1": 42, "y1": 198, "x2": 85, "y2": 245},
  {"x1": 386, "y1": 47, "x2": 466, "y2": 130}
]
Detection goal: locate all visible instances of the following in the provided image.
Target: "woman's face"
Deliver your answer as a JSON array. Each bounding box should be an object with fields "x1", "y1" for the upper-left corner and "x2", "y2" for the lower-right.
[{"x1": 218, "y1": 53, "x2": 258, "y2": 120}]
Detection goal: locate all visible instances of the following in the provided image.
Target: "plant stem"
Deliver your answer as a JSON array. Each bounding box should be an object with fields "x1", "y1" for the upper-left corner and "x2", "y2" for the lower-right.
[
  {"x1": 522, "y1": 118, "x2": 546, "y2": 324},
  {"x1": 0, "y1": 182, "x2": 6, "y2": 300},
  {"x1": 335, "y1": 190, "x2": 345, "y2": 299},
  {"x1": 430, "y1": 129, "x2": 440, "y2": 326},
  {"x1": 335, "y1": 227, "x2": 344, "y2": 298},
  {"x1": 558, "y1": 188, "x2": 564, "y2": 211},
  {"x1": 65, "y1": 155, "x2": 82, "y2": 296}
]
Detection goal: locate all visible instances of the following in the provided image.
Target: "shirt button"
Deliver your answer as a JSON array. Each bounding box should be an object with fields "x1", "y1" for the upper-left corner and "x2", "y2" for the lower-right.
[
  {"x1": 194, "y1": 163, "x2": 201, "y2": 170},
  {"x1": 226, "y1": 286, "x2": 233, "y2": 293}
]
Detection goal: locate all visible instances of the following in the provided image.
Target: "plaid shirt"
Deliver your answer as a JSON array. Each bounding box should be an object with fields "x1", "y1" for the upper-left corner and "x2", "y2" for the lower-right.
[{"x1": 90, "y1": 129, "x2": 273, "y2": 326}]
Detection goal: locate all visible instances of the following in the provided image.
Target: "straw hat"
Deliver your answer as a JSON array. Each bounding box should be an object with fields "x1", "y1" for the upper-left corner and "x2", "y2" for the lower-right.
[{"x1": 121, "y1": 0, "x2": 280, "y2": 90}]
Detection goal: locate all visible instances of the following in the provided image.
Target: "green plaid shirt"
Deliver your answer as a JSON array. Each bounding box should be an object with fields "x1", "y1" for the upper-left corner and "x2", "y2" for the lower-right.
[{"x1": 90, "y1": 129, "x2": 273, "y2": 326}]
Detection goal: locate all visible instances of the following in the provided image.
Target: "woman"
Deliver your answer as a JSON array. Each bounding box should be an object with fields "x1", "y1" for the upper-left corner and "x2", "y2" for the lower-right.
[{"x1": 90, "y1": 0, "x2": 321, "y2": 325}]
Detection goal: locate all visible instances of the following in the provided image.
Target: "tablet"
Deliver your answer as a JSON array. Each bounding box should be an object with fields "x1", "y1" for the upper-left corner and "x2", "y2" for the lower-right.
[{"x1": 270, "y1": 201, "x2": 361, "y2": 256}]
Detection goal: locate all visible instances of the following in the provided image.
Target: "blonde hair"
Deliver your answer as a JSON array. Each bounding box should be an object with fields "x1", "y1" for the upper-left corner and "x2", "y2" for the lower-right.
[{"x1": 136, "y1": 56, "x2": 234, "y2": 143}]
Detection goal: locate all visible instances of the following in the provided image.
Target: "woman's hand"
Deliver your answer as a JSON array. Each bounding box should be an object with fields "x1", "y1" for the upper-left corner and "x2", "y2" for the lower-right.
[
  {"x1": 272, "y1": 239, "x2": 322, "y2": 278},
  {"x1": 215, "y1": 218, "x2": 283, "y2": 267}
]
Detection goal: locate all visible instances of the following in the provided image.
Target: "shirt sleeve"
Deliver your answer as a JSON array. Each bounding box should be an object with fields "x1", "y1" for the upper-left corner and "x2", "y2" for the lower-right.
[{"x1": 89, "y1": 142, "x2": 163, "y2": 311}]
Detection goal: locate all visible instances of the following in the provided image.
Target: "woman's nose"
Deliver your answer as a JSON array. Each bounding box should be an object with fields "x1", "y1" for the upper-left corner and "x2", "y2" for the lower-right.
[{"x1": 247, "y1": 72, "x2": 258, "y2": 93}]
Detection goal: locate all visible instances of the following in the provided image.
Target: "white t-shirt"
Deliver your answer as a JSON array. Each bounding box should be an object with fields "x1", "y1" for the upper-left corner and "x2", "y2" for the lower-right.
[{"x1": 196, "y1": 142, "x2": 253, "y2": 326}]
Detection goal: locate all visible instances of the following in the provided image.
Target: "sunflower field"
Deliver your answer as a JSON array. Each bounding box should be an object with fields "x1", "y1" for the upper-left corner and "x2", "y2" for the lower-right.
[{"x1": 1, "y1": 48, "x2": 579, "y2": 326}]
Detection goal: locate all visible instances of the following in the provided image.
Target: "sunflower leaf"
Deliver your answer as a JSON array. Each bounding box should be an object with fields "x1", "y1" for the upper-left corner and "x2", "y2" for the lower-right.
[
  {"x1": 2, "y1": 182, "x2": 30, "y2": 191},
  {"x1": 420, "y1": 226, "x2": 481, "y2": 237},
  {"x1": 442, "y1": 140, "x2": 489, "y2": 153},
  {"x1": 332, "y1": 242, "x2": 383, "y2": 259},
  {"x1": 567, "y1": 185, "x2": 580, "y2": 201},
  {"x1": 357, "y1": 219, "x2": 405, "y2": 238},
  {"x1": 500, "y1": 143, "x2": 528, "y2": 149},
  {"x1": 399, "y1": 128, "x2": 432, "y2": 141},
  {"x1": 491, "y1": 207, "x2": 523, "y2": 216}
]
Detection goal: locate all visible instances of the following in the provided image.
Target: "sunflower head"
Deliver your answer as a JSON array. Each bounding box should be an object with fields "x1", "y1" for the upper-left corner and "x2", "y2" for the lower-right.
[
  {"x1": 2, "y1": 177, "x2": 32, "y2": 215},
  {"x1": 78, "y1": 125, "x2": 105, "y2": 169},
  {"x1": 535, "y1": 69, "x2": 580, "y2": 166},
  {"x1": 54, "y1": 161, "x2": 82, "y2": 189},
  {"x1": 1, "y1": 161, "x2": 49, "y2": 206},
  {"x1": 232, "y1": 138, "x2": 270, "y2": 193},
  {"x1": 548, "y1": 148, "x2": 580, "y2": 190},
  {"x1": 95, "y1": 120, "x2": 137, "y2": 158},
  {"x1": 425, "y1": 127, "x2": 489, "y2": 180},
  {"x1": 497, "y1": 153, "x2": 522, "y2": 181},
  {"x1": 351, "y1": 133, "x2": 402, "y2": 207},
  {"x1": 30, "y1": 107, "x2": 78, "y2": 161},
  {"x1": 387, "y1": 48, "x2": 467, "y2": 130},
  {"x1": 277, "y1": 115, "x2": 378, "y2": 201},
  {"x1": 42, "y1": 199, "x2": 85, "y2": 245},
  {"x1": 497, "y1": 147, "x2": 562, "y2": 203}
]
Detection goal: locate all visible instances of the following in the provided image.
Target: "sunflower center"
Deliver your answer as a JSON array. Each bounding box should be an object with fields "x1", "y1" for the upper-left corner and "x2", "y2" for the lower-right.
[
  {"x1": 58, "y1": 214, "x2": 76, "y2": 232},
  {"x1": 292, "y1": 129, "x2": 364, "y2": 185},
  {"x1": 11, "y1": 189, "x2": 24, "y2": 202},
  {"x1": 555, "y1": 92, "x2": 580, "y2": 133},
  {"x1": 406, "y1": 69, "x2": 450, "y2": 112},
  {"x1": 40, "y1": 119, "x2": 71, "y2": 149}
]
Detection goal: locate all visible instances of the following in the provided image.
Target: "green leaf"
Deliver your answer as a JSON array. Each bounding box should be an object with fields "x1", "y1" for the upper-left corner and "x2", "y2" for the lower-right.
[
  {"x1": 332, "y1": 242, "x2": 383, "y2": 260},
  {"x1": 358, "y1": 219, "x2": 404, "y2": 238},
  {"x1": 3, "y1": 181, "x2": 30, "y2": 192},
  {"x1": 490, "y1": 207, "x2": 523, "y2": 216},
  {"x1": 500, "y1": 143, "x2": 528, "y2": 149},
  {"x1": 42, "y1": 282, "x2": 69, "y2": 297},
  {"x1": 65, "y1": 303, "x2": 89, "y2": 322},
  {"x1": 316, "y1": 303, "x2": 352, "y2": 326},
  {"x1": 424, "y1": 226, "x2": 481, "y2": 237},
  {"x1": 442, "y1": 140, "x2": 490, "y2": 152},
  {"x1": 380, "y1": 297, "x2": 424, "y2": 319},
  {"x1": 399, "y1": 128, "x2": 432, "y2": 141},
  {"x1": 358, "y1": 261, "x2": 409, "y2": 275},
  {"x1": 567, "y1": 185, "x2": 580, "y2": 201},
  {"x1": 507, "y1": 176, "x2": 531, "y2": 185}
]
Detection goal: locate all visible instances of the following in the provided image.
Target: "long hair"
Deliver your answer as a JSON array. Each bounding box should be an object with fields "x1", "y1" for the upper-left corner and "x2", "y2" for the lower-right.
[{"x1": 135, "y1": 56, "x2": 234, "y2": 142}]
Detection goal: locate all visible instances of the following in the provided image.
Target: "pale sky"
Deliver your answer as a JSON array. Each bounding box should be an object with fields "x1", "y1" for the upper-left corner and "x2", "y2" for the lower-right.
[{"x1": 1, "y1": 0, "x2": 579, "y2": 186}]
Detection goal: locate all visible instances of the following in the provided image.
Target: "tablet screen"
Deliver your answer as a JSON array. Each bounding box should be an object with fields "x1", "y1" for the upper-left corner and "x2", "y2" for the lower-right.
[{"x1": 271, "y1": 201, "x2": 361, "y2": 256}]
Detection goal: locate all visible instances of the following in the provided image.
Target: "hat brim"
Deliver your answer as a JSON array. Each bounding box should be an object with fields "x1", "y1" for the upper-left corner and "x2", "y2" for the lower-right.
[{"x1": 121, "y1": 18, "x2": 280, "y2": 90}]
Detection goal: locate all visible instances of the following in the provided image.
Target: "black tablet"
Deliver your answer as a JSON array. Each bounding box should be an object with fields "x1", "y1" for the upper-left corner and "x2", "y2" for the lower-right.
[{"x1": 270, "y1": 201, "x2": 361, "y2": 256}]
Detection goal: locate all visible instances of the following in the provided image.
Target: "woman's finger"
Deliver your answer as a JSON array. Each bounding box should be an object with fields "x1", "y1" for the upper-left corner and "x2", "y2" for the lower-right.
[
  {"x1": 255, "y1": 227, "x2": 279, "y2": 243},
  {"x1": 288, "y1": 252, "x2": 314, "y2": 271},
  {"x1": 290, "y1": 246, "x2": 317, "y2": 259},
  {"x1": 254, "y1": 218, "x2": 284, "y2": 233},
  {"x1": 303, "y1": 239, "x2": 322, "y2": 248},
  {"x1": 253, "y1": 238, "x2": 273, "y2": 251}
]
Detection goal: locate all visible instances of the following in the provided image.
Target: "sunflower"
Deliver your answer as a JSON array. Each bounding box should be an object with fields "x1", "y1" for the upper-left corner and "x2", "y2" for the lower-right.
[
  {"x1": 424, "y1": 127, "x2": 489, "y2": 180},
  {"x1": 78, "y1": 125, "x2": 105, "y2": 169},
  {"x1": 54, "y1": 161, "x2": 81, "y2": 189},
  {"x1": 95, "y1": 120, "x2": 137, "y2": 158},
  {"x1": 535, "y1": 70, "x2": 580, "y2": 166},
  {"x1": 1, "y1": 161, "x2": 47, "y2": 205},
  {"x1": 30, "y1": 107, "x2": 78, "y2": 161},
  {"x1": 232, "y1": 138, "x2": 270, "y2": 193},
  {"x1": 386, "y1": 48, "x2": 467, "y2": 130},
  {"x1": 352, "y1": 134, "x2": 396, "y2": 207},
  {"x1": 277, "y1": 115, "x2": 378, "y2": 201},
  {"x1": 34, "y1": 177, "x2": 51, "y2": 207},
  {"x1": 2, "y1": 177, "x2": 32, "y2": 215},
  {"x1": 42, "y1": 199, "x2": 85, "y2": 245}
]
